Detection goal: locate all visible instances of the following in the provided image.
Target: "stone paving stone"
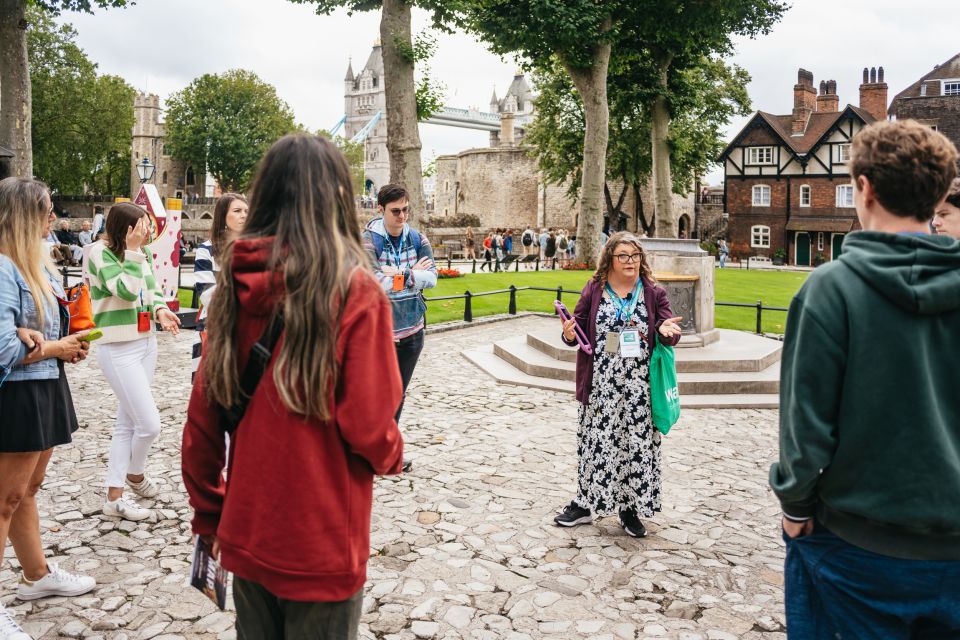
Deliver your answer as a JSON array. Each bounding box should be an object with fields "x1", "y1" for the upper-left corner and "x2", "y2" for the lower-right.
[{"x1": 1, "y1": 316, "x2": 788, "y2": 638}]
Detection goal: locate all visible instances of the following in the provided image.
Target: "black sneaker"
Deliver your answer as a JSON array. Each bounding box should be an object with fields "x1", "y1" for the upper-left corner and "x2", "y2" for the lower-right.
[
  {"x1": 402, "y1": 458, "x2": 413, "y2": 473},
  {"x1": 620, "y1": 509, "x2": 647, "y2": 538},
  {"x1": 554, "y1": 502, "x2": 592, "y2": 527}
]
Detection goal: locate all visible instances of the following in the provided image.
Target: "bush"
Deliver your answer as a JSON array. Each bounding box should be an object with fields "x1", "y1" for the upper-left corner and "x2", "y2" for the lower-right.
[
  {"x1": 561, "y1": 262, "x2": 592, "y2": 271},
  {"x1": 421, "y1": 213, "x2": 481, "y2": 228},
  {"x1": 437, "y1": 268, "x2": 463, "y2": 278}
]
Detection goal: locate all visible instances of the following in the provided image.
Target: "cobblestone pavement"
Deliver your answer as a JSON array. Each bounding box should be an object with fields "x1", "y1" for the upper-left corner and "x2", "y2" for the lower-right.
[{"x1": 2, "y1": 316, "x2": 787, "y2": 640}]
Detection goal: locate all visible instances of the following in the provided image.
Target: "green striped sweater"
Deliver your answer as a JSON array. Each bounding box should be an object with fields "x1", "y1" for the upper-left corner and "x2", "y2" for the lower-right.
[{"x1": 87, "y1": 241, "x2": 168, "y2": 344}]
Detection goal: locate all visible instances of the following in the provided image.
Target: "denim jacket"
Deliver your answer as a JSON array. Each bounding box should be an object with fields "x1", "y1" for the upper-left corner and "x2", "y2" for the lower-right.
[{"x1": 0, "y1": 254, "x2": 67, "y2": 385}]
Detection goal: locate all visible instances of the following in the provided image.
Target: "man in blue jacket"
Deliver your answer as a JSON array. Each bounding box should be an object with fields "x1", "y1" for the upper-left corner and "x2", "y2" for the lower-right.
[
  {"x1": 362, "y1": 185, "x2": 437, "y2": 469},
  {"x1": 770, "y1": 120, "x2": 960, "y2": 637}
]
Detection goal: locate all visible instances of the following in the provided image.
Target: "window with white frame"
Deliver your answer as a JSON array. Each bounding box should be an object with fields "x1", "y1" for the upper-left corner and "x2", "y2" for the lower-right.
[
  {"x1": 747, "y1": 146, "x2": 775, "y2": 165},
  {"x1": 944, "y1": 81, "x2": 960, "y2": 96},
  {"x1": 836, "y1": 184, "x2": 855, "y2": 208},
  {"x1": 836, "y1": 144, "x2": 851, "y2": 163},
  {"x1": 818, "y1": 232, "x2": 824, "y2": 251},
  {"x1": 751, "y1": 225, "x2": 771, "y2": 248},
  {"x1": 752, "y1": 185, "x2": 771, "y2": 206},
  {"x1": 800, "y1": 184, "x2": 811, "y2": 207}
]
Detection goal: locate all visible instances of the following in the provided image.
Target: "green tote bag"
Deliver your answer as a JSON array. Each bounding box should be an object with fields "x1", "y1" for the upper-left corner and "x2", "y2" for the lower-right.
[{"x1": 650, "y1": 340, "x2": 681, "y2": 435}]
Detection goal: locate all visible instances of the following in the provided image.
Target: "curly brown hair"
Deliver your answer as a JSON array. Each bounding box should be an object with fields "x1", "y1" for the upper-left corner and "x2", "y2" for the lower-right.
[
  {"x1": 850, "y1": 120, "x2": 958, "y2": 222},
  {"x1": 591, "y1": 231, "x2": 654, "y2": 284},
  {"x1": 946, "y1": 177, "x2": 960, "y2": 209}
]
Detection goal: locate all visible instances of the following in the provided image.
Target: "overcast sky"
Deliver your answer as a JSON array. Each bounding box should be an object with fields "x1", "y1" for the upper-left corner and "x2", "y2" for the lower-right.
[{"x1": 60, "y1": 0, "x2": 957, "y2": 185}]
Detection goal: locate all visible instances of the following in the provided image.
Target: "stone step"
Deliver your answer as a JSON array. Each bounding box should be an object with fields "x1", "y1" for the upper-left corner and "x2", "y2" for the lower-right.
[
  {"x1": 525, "y1": 328, "x2": 782, "y2": 373},
  {"x1": 490, "y1": 336, "x2": 781, "y2": 395},
  {"x1": 463, "y1": 346, "x2": 779, "y2": 409}
]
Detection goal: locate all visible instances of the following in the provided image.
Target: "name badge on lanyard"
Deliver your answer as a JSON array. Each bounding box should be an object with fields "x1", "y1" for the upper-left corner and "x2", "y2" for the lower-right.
[
  {"x1": 604, "y1": 279, "x2": 643, "y2": 358},
  {"x1": 387, "y1": 228, "x2": 408, "y2": 291}
]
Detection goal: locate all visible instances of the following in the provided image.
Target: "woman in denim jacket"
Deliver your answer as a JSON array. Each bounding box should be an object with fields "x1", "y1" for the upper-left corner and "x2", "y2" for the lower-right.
[{"x1": 0, "y1": 178, "x2": 96, "y2": 640}]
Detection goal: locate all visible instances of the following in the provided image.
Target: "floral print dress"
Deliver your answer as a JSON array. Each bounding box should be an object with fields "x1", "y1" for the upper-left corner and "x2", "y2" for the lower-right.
[{"x1": 576, "y1": 292, "x2": 662, "y2": 518}]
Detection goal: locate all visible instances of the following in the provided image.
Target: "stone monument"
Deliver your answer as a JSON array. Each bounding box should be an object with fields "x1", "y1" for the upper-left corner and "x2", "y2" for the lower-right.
[{"x1": 640, "y1": 238, "x2": 718, "y2": 347}]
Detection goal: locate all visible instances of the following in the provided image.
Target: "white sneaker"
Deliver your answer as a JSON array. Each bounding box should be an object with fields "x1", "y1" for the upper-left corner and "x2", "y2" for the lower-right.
[
  {"x1": 102, "y1": 496, "x2": 152, "y2": 521},
  {"x1": 125, "y1": 475, "x2": 159, "y2": 499},
  {"x1": 16, "y1": 561, "x2": 96, "y2": 601},
  {"x1": 0, "y1": 602, "x2": 31, "y2": 640}
]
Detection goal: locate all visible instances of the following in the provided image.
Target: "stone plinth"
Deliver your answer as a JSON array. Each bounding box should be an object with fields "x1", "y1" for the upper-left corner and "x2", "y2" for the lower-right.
[{"x1": 641, "y1": 238, "x2": 717, "y2": 347}]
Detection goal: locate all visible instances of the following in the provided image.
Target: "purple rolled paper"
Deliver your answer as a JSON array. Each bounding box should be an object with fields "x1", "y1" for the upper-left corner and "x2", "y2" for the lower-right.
[{"x1": 555, "y1": 300, "x2": 593, "y2": 355}]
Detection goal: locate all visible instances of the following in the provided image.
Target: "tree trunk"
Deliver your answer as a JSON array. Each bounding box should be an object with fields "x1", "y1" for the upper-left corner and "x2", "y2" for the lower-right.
[
  {"x1": 650, "y1": 51, "x2": 674, "y2": 238},
  {"x1": 380, "y1": 0, "x2": 425, "y2": 227},
  {"x1": 563, "y1": 32, "x2": 611, "y2": 267},
  {"x1": 0, "y1": 0, "x2": 32, "y2": 177},
  {"x1": 635, "y1": 182, "x2": 653, "y2": 235}
]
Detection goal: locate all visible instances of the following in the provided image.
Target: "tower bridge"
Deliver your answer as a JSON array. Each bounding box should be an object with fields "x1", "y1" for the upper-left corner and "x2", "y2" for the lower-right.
[{"x1": 343, "y1": 41, "x2": 535, "y2": 195}]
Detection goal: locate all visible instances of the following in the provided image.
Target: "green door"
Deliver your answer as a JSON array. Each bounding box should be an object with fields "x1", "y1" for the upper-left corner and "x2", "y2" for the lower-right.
[
  {"x1": 796, "y1": 233, "x2": 811, "y2": 266},
  {"x1": 832, "y1": 233, "x2": 844, "y2": 259}
]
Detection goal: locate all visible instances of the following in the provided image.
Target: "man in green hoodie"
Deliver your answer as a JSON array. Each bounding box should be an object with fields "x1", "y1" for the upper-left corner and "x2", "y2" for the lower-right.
[{"x1": 770, "y1": 119, "x2": 960, "y2": 638}]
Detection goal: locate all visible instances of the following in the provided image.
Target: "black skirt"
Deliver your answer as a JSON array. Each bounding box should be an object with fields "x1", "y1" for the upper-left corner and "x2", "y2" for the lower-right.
[{"x1": 0, "y1": 362, "x2": 79, "y2": 452}]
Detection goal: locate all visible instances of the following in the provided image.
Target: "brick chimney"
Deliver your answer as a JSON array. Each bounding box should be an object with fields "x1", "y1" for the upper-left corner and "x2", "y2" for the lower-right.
[
  {"x1": 816, "y1": 79, "x2": 839, "y2": 113},
  {"x1": 792, "y1": 68, "x2": 816, "y2": 135},
  {"x1": 859, "y1": 66, "x2": 888, "y2": 121}
]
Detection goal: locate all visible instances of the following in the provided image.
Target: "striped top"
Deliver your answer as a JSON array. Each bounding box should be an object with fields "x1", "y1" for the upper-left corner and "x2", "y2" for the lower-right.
[
  {"x1": 87, "y1": 241, "x2": 168, "y2": 344},
  {"x1": 193, "y1": 240, "x2": 218, "y2": 288}
]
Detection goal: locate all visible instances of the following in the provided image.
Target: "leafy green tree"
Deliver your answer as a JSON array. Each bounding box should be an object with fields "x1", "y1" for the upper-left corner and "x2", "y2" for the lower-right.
[
  {"x1": 0, "y1": 0, "x2": 131, "y2": 178},
  {"x1": 288, "y1": 0, "x2": 452, "y2": 225},
  {"x1": 526, "y1": 53, "x2": 751, "y2": 236},
  {"x1": 623, "y1": 0, "x2": 786, "y2": 236},
  {"x1": 164, "y1": 70, "x2": 299, "y2": 192},
  {"x1": 451, "y1": 0, "x2": 613, "y2": 264},
  {"x1": 27, "y1": 8, "x2": 134, "y2": 194}
]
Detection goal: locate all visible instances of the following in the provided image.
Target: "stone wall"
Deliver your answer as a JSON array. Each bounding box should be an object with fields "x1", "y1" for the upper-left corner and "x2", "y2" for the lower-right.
[
  {"x1": 455, "y1": 148, "x2": 539, "y2": 229},
  {"x1": 433, "y1": 155, "x2": 458, "y2": 217}
]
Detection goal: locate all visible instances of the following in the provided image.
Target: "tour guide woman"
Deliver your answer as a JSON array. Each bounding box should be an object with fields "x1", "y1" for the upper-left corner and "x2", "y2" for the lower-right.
[{"x1": 556, "y1": 232, "x2": 682, "y2": 537}]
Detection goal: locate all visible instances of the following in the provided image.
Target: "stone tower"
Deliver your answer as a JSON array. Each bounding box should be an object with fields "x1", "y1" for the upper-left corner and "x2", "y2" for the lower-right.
[
  {"x1": 344, "y1": 41, "x2": 389, "y2": 196},
  {"x1": 130, "y1": 93, "x2": 206, "y2": 201}
]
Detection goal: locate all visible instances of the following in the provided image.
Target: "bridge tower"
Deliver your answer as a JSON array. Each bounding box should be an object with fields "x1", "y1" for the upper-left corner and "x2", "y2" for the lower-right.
[{"x1": 344, "y1": 41, "x2": 389, "y2": 196}]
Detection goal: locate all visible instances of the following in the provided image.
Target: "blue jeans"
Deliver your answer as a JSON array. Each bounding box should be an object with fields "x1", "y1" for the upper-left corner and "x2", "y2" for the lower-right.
[
  {"x1": 719, "y1": 253, "x2": 727, "y2": 268},
  {"x1": 783, "y1": 522, "x2": 960, "y2": 639}
]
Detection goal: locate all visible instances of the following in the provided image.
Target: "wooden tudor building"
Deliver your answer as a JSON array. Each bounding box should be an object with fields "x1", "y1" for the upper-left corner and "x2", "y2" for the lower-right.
[{"x1": 719, "y1": 67, "x2": 888, "y2": 266}]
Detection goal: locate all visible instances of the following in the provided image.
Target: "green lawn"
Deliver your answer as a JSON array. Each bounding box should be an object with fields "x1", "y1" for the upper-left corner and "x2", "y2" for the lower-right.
[{"x1": 177, "y1": 267, "x2": 809, "y2": 334}]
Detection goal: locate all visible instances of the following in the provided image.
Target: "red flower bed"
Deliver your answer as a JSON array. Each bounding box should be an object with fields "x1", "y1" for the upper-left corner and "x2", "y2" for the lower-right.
[
  {"x1": 437, "y1": 268, "x2": 463, "y2": 279},
  {"x1": 561, "y1": 262, "x2": 592, "y2": 271}
]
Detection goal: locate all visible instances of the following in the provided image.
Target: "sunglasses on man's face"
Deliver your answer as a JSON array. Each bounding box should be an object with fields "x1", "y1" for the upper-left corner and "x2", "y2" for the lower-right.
[{"x1": 388, "y1": 206, "x2": 410, "y2": 217}]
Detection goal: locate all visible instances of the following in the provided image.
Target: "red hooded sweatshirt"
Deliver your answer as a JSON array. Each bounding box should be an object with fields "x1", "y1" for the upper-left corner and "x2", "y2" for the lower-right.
[{"x1": 182, "y1": 237, "x2": 404, "y2": 602}]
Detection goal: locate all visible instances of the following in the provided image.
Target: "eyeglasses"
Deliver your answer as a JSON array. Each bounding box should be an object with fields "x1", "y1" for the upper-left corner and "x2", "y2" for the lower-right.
[
  {"x1": 388, "y1": 206, "x2": 410, "y2": 217},
  {"x1": 613, "y1": 252, "x2": 642, "y2": 264}
]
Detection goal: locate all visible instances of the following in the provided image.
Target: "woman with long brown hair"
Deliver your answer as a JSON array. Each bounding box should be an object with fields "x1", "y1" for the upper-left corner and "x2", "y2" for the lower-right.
[
  {"x1": 87, "y1": 203, "x2": 181, "y2": 522},
  {"x1": 0, "y1": 178, "x2": 96, "y2": 637},
  {"x1": 555, "y1": 232, "x2": 682, "y2": 538},
  {"x1": 182, "y1": 134, "x2": 404, "y2": 639},
  {"x1": 191, "y1": 193, "x2": 248, "y2": 378}
]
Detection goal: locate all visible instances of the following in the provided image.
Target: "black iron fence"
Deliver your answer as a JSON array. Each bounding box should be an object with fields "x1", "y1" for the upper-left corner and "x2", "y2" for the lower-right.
[{"x1": 59, "y1": 267, "x2": 790, "y2": 334}]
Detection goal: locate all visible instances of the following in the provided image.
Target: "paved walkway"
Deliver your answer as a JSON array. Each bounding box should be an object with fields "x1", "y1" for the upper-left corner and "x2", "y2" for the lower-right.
[{"x1": 3, "y1": 317, "x2": 787, "y2": 639}]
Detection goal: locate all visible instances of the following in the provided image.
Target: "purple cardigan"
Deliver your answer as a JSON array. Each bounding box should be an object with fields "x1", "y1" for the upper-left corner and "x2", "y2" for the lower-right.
[{"x1": 562, "y1": 277, "x2": 681, "y2": 404}]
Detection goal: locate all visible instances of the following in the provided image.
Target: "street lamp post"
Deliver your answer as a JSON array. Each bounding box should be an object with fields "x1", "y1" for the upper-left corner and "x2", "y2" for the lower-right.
[{"x1": 136, "y1": 157, "x2": 156, "y2": 184}]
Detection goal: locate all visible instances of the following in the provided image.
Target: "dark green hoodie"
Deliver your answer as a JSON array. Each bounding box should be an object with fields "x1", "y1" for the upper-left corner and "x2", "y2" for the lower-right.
[{"x1": 770, "y1": 230, "x2": 960, "y2": 561}]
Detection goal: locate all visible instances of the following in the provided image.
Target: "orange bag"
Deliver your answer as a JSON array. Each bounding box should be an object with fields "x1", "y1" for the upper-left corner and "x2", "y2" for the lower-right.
[{"x1": 63, "y1": 283, "x2": 95, "y2": 334}]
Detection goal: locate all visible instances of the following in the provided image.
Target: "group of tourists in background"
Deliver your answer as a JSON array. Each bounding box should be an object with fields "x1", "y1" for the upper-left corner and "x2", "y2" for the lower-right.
[{"x1": 2, "y1": 118, "x2": 960, "y2": 639}]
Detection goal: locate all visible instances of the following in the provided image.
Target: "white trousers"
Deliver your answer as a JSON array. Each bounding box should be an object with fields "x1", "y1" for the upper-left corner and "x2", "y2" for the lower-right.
[{"x1": 97, "y1": 335, "x2": 161, "y2": 488}]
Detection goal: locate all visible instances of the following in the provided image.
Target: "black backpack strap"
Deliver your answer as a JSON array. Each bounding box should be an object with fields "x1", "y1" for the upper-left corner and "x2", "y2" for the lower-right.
[{"x1": 221, "y1": 312, "x2": 285, "y2": 433}]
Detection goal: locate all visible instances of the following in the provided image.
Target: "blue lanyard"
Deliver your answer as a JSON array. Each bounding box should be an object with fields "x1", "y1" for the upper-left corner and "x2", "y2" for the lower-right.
[
  {"x1": 385, "y1": 228, "x2": 408, "y2": 268},
  {"x1": 605, "y1": 279, "x2": 642, "y2": 322}
]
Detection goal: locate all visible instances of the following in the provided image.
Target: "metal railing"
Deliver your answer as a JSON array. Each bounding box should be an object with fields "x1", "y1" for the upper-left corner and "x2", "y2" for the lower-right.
[
  {"x1": 62, "y1": 264, "x2": 790, "y2": 335},
  {"x1": 425, "y1": 285, "x2": 789, "y2": 333}
]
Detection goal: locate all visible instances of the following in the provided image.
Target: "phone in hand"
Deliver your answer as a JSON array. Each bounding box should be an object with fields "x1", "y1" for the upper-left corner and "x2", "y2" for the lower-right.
[{"x1": 79, "y1": 328, "x2": 103, "y2": 342}]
